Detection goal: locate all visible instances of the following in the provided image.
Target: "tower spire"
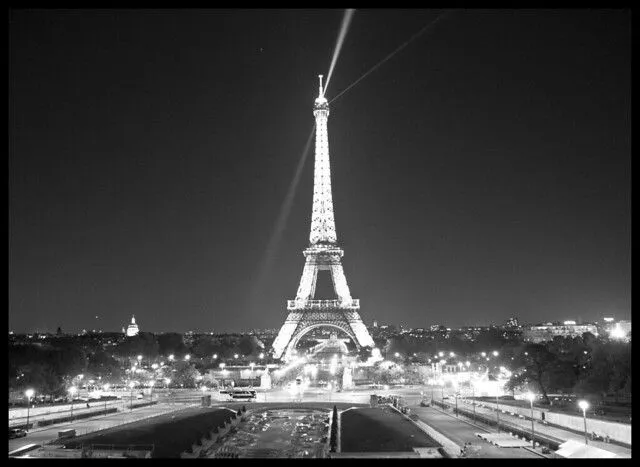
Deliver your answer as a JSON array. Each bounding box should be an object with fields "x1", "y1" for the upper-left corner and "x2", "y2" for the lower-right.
[{"x1": 310, "y1": 75, "x2": 336, "y2": 244}]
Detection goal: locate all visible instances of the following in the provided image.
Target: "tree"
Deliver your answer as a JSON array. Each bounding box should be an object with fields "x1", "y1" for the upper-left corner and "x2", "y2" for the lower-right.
[
  {"x1": 172, "y1": 361, "x2": 201, "y2": 388},
  {"x1": 157, "y1": 333, "x2": 187, "y2": 357},
  {"x1": 507, "y1": 343, "x2": 556, "y2": 404}
]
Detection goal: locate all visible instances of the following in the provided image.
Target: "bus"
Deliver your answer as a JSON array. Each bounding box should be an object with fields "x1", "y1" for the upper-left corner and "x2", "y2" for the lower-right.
[{"x1": 228, "y1": 390, "x2": 256, "y2": 401}]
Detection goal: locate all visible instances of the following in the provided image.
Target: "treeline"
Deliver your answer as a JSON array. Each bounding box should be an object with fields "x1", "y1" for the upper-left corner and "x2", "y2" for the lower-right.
[
  {"x1": 9, "y1": 332, "x2": 266, "y2": 396},
  {"x1": 382, "y1": 330, "x2": 631, "y2": 404}
]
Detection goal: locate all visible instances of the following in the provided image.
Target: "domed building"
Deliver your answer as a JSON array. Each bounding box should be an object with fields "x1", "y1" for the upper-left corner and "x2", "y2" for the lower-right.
[{"x1": 125, "y1": 315, "x2": 139, "y2": 337}]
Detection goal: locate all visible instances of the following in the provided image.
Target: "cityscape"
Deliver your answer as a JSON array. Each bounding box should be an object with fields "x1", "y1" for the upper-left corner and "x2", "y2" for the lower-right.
[{"x1": 9, "y1": 9, "x2": 630, "y2": 459}]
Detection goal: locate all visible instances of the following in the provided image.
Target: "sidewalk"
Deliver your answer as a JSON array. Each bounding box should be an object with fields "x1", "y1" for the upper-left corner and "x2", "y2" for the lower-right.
[{"x1": 408, "y1": 405, "x2": 541, "y2": 458}]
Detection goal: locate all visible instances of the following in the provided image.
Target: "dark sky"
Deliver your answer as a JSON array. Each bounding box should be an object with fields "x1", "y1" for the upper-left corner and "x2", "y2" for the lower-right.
[{"x1": 9, "y1": 9, "x2": 630, "y2": 333}]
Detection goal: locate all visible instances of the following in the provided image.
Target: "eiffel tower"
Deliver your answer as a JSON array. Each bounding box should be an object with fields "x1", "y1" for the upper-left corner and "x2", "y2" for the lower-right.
[{"x1": 271, "y1": 75, "x2": 375, "y2": 361}]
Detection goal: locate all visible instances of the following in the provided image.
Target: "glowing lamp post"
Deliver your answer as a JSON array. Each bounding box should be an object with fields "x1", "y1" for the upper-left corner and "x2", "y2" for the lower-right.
[
  {"x1": 129, "y1": 381, "x2": 135, "y2": 411},
  {"x1": 471, "y1": 384, "x2": 476, "y2": 423},
  {"x1": 25, "y1": 389, "x2": 35, "y2": 431},
  {"x1": 149, "y1": 381, "x2": 155, "y2": 402},
  {"x1": 103, "y1": 383, "x2": 110, "y2": 413},
  {"x1": 234, "y1": 354, "x2": 239, "y2": 360},
  {"x1": 526, "y1": 392, "x2": 536, "y2": 448},
  {"x1": 137, "y1": 355, "x2": 143, "y2": 365},
  {"x1": 185, "y1": 354, "x2": 191, "y2": 361},
  {"x1": 578, "y1": 400, "x2": 589, "y2": 445},
  {"x1": 69, "y1": 386, "x2": 77, "y2": 420}
]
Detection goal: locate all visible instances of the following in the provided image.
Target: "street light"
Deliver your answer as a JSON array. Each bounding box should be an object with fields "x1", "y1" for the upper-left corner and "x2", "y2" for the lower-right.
[
  {"x1": 102, "y1": 383, "x2": 110, "y2": 413},
  {"x1": 213, "y1": 354, "x2": 218, "y2": 359},
  {"x1": 129, "y1": 381, "x2": 135, "y2": 411},
  {"x1": 493, "y1": 350, "x2": 499, "y2": 357},
  {"x1": 234, "y1": 354, "x2": 239, "y2": 359},
  {"x1": 495, "y1": 393, "x2": 500, "y2": 433},
  {"x1": 481, "y1": 352, "x2": 486, "y2": 357},
  {"x1": 168, "y1": 354, "x2": 175, "y2": 361},
  {"x1": 69, "y1": 386, "x2": 77, "y2": 420},
  {"x1": 578, "y1": 400, "x2": 589, "y2": 445},
  {"x1": 471, "y1": 384, "x2": 476, "y2": 423},
  {"x1": 219, "y1": 362, "x2": 226, "y2": 369},
  {"x1": 149, "y1": 381, "x2": 155, "y2": 402},
  {"x1": 259, "y1": 352, "x2": 264, "y2": 359},
  {"x1": 185, "y1": 354, "x2": 191, "y2": 361},
  {"x1": 25, "y1": 389, "x2": 34, "y2": 431},
  {"x1": 137, "y1": 355, "x2": 143, "y2": 363},
  {"x1": 526, "y1": 392, "x2": 536, "y2": 448}
]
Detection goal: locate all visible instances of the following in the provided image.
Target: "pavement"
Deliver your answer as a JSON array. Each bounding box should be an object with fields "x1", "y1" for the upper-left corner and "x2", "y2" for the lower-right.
[
  {"x1": 8, "y1": 402, "x2": 191, "y2": 454},
  {"x1": 408, "y1": 405, "x2": 541, "y2": 458},
  {"x1": 452, "y1": 398, "x2": 632, "y2": 458}
]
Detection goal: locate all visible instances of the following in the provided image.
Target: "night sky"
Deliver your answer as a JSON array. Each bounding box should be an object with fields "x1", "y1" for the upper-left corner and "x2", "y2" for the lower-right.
[{"x1": 9, "y1": 9, "x2": 630, "y2": 333}]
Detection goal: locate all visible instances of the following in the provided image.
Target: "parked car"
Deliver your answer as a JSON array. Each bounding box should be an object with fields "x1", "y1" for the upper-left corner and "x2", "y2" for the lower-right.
[{"x1": 9, "y1": 428, "x2": 27, "y2": 439}]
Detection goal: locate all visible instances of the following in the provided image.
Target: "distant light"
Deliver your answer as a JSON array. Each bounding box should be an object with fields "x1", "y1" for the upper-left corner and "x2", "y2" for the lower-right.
[
  {"x1": 609, "y1": 324, "x2": 626, "y2": 340},
  {"x1": 259, "y1": 353, "x2": 265, "y2": 359},
  {"x1": 25, "y1": 389, "x2": 35, "y2": 398},
  {"x1": 481, "y1": 352, "x2": 486, "y2": 357},
  {"x1": 219, "y1": 363, "x2": 226, "y2": 369},
  {"x1": 438, "y1": 351, "x2": 444, "y2": 357},
  {"x1": 151, "y1": 364, "x2": 158, "y2": 369},
  {"x1": 137, "y1": 355, "x2": 143, "y2": 361},
  {"x1": 449, "y1": 352, "x2": 455, "y2": 357},
  {"x1": 168, "y1": 354, "x2": 175, "y2": 361},
  {"x1": 213, "y1": 354, "x2": 218, "y2": 359},
  {"x1": 394, "y1": 352, "x2": 400, "y2": 357},
  {"x1": 526, "y1": 392, "x2": 535, "y2": 402},
  {"x1": 185, "y1": 354, "x2": 191, "y2": 361},
  {"x1": 465, "y1": 361, "x2": 470, "y2": 367},
  {"x1": 578, "y1": 400, "x2": 589, "y2": 411},
  {"x1": 201, "y1": 386, "x2": 207, "y2": 393},
  {"x1": 603, "y1": 317, "x2": 614, "y2": 322},
  {"x1": 164, "y1": 378, "x2": 171, "y2": 384},
  {"x1": 234, "y1": 354, "x2": 239, "y2": 359},
  {"x1": 564, "y1": 320, "x2": 576, "y2": 325},
  {"x1": 149, "y1": 381, "x2": 155, "y2": 387},
  {"x1": 492, "y1": 350, "x2": 499, "y2": 357}
]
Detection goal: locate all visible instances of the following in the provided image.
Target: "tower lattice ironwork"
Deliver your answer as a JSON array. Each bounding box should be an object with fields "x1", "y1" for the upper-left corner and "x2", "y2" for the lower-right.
[{"x1": 271, "y1": 76, "x2": 375, "y2": 361}]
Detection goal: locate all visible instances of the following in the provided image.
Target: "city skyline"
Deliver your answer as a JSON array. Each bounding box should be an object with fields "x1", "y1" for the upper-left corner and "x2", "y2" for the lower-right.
[{"x1": 9, "y1": 9, "x2": 631, "y2": 333}]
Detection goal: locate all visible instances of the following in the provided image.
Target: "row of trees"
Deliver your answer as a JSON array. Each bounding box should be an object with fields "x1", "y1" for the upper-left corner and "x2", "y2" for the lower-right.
[
  {"x1": 9, "y1": 332, "x2": 267, "y2": 397},
  {"x1": 506, "y1": 336, "x2": 631, "y2": 404}
]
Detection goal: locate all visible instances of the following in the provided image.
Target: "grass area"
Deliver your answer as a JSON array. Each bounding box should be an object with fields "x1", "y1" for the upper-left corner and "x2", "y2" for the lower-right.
[
  {"x1": 340, "y1": 406, "x2": 439, "y2": 452},
  {"x1": 62, "y1": 407, "x2": 237, "y2": 458}
]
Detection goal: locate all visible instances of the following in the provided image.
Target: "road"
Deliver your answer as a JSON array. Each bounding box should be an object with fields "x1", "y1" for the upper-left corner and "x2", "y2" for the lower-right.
[{"x1": 8, "y1": 402, "x2": 192, "y2": 454}]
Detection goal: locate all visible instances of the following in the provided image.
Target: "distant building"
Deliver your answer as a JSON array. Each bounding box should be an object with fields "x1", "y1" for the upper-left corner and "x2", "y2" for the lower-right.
[
  {"x1": 125, "y1": 315, "x2": 140, "y2": 337},
  {"x1": 523, "y1": 322, "x2": 598, "y2": 343}
]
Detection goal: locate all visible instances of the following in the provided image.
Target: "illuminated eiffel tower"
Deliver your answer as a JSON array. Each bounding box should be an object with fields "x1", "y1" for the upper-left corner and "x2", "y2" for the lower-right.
[{"x1": 271, "y1": 76, "x2": 375, "y2": 361}]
